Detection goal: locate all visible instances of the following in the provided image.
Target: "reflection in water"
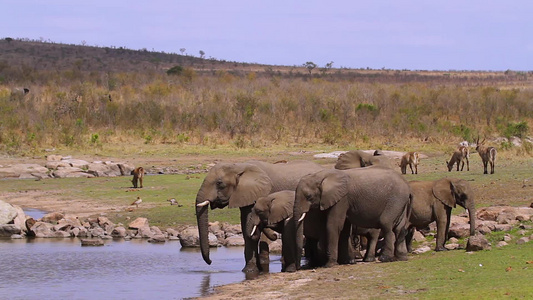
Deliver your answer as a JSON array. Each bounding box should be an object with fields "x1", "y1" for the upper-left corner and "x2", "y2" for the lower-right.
[{"x1": 0, "y1": 239, "x2": 281, "y2": 299}]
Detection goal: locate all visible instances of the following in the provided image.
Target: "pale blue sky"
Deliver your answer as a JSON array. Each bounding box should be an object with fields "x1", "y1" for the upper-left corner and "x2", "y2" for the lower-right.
[{"x1": 2, "y1": 1, "x2": 532, "y2": 71}]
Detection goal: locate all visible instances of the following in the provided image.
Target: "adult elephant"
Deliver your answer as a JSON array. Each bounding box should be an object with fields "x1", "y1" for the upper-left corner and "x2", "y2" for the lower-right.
[
  {"x1": 290, "y1": 166, "x2": 411, "y2": 271},
  {"x1": 335, "y1": 150, "x2": 392, "y2": 170},
  {"x1": 407, "y1": 178, "x2": 476, "y2": 252},
  {"x1": 195, "y1": 160, "x2": 323, "y2": 273},
  {"x1": 245, "y1": 190, "x2": 296, "y2": 272}
]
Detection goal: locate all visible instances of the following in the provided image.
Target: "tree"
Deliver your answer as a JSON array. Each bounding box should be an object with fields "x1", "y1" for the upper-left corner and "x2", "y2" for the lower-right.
[
  {"x1": 166, "y1": 65, "x2": 184, "y2": 76},
  {"x1": 199, "y1": 50, "x2": 205, "y2": 58},
  {"x1": 304, "y1": 61, "x2": 317, "y2": 74},
  {"x1": 180, "y1": 48, "x2": 186, "y2": 55},
  {"x1": 5, "y1": 37, "x2": 13, "y2": 43},
  {"x1": 321, "y1": 61, "x2": 334, "y2": 75}
]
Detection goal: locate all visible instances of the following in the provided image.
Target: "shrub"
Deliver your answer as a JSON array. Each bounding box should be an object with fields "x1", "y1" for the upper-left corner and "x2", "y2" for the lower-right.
[{"x1": 503, "y1": 121, "x2": 529, "y2": 139}]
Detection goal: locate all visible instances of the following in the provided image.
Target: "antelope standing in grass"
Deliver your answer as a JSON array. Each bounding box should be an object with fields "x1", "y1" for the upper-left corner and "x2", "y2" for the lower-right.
[
  {"x1": 400, "y1": 151, "x2": 420, "y2": 174},
  {"x1": 476, "y1": 137, "x2": 496, "y2": 174},
  {"x1": 446, "y1": 146, "x2": 469, "y2": 172}
]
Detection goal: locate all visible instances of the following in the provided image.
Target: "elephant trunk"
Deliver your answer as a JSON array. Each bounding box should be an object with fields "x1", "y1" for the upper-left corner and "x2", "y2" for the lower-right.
[
  {"x1": 245, "y1": 212, "x2": 261, "y2": 241},
  {"x1": 292, "y1": 193, "x2": 307, "y2": 270},
  {"x1": 196, "y1": 191, "x2": 212, "y2": 265},
  {"x1": 467, "y1": 203, "x2": 476, "y2": 236}
]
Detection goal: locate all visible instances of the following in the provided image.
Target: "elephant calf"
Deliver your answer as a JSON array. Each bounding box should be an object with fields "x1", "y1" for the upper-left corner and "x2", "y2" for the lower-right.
[{"x1": 407, "y1": 178, "x2": 476, "y2": 252}]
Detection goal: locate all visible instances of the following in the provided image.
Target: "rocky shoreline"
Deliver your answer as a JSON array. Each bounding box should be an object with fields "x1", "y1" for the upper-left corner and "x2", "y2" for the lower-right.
[{"x1": 1, "y1": 198, "x2": 532, "y2": 254}]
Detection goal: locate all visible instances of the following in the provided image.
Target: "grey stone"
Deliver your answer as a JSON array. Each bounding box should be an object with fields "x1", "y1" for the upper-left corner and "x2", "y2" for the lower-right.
[
  {"x1": 128, "y1": 217, "x2": 149, "y2": 229},
  {"x1": 448, "y1": 224, "x2": 471, "y2": 238},
  {"x1": 147, "y1": 235, "x2": 166, "y2": 243},
  {"x1": 179, "y1": 227, "x2": 218, "y2": 248},
  {"x1": 496, "y1": 241, "x2": 508, "y2": 248},
  {"x1": 81, "y1": 239, "x2": 104, "y2": 246},
  {"x1": 111, "y1": 226, "x2": 127, "y2": 238},
  {"x1": 41, "y1": 212, "x2": 64, "y2": 223},
  {"x1": 0, "y1": 224, "x2": 22, "y2": 237},
  {"x1": 0, "y1": 200, "x2": 18, "y2": 224},
  {"x1": 138, "y1": 226, "x2": 155, "y2": 238},
  {"x1": 31, "y1": 222, "x2": 55, "y2": 237},
  {"x1": 413, "y1": 230, "x2": 426, "y2": 242},
  {"x1": 466, "y1": 234, "x2": 491, "y2": 251},
  {"x1": 224, "y1": 234, "x2": 245, "y2": 247},
  {"x1": 493, "y1": 224, "x2": 513, "y2": 232},
  {"x1": 445, "y1": 243, "x2": 460, "y2": 250},
  {"x1": 516, "y1": 237, "x2": 530, "y2": 245},
  {"x1": 413, "y1": 246, "x2": 432, "y2": 254}
]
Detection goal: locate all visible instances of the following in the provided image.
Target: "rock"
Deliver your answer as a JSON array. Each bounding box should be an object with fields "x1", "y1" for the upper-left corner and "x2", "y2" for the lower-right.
[
  {"x1": 493, "y1": 224, "x2": 513, "y2": 232},
  {"x1": 445, "y1": 243, "x2": 460, "y2": 250},
  {"x1": 90, "y1": 227, "x2": 105, "y2": 237},
  {"x1": 30, "y1": 221, "x2": 55, "y2": 237},
  {"x1": 41, "y1": 212, "x2": 65, "y2": 223},
  {"x1": 269, "y1": 239, "x2": 283, "y2": 254},
  {"x1": 221, "y1": 223, "x2": 242, "y2": 236},
  {"x1": 111, "y1": 226, "x2": 127, "y2": 238},
  {"x1": 466, "y1": 234, "x2": 491, "y2": 251},
  {"x1": 413, "y1": 246, "x2": 432, "y2": 254},
  {"x1": 503, "y1": 234, "x2": 512, "y2": 242},
  {"x1": 448, "y1": 224, "x2": 471, "y2": 238},
  {"x1": 46, "y1": 155, "x2": 63, "y2": 161},
  {"x1": 150, "y1": 226, "x2": 163, "y2": 236},
  {"x1": 81, "y1": 239, "x2": 105, "y2": 246},
  {"x1": 128, "y1": 217, "x2": 149, "y2": 229},
  {"x1": 11, "y1": 234, "x2": 24, "y2": 239},
  {"x1": 518, "y1": 230, "x2": 527, "y2": 236},
  {"x1": 449, "y1": 237, "x2": 459, "y2": 244},
  {"x1": 147, "y1": 235, "x2": 166, "y2": 243},
  {"x1": 117, "y1": 163, "x2": 135, "y2": 176},
  {"x1": 0, "y1": 224, "x2": 22, "y2": 237},
  {"x1": 179, "y1": 227, "x2": 218, "y2": 248},
  {"x1": 224, "y1": 234, "x2": 245, "y2": 246},
  {"x1": 53, "y1": 217, "x2": 82, "y2": 231},
  {"x1": 70, "y1": 227, "x2": 80, "y2": 237},
  {"x1": 45, "y1": 161, "x2": 71, "y2": 169},
  {"x1": 12, "y1": 205, "x2": 28, "y2": 232},
  {"x1": 0, "y1": 200, "x2": 18, "y2": 224},
  {"x1": 496, "y1": 241, "x2": 508, "y2": 248},
  {"x1": 166, "y1": 228, "x2": 179, "y2": 237},
  {"x1": 413, "y1": 230, "x2": 426, "y2": 242},
  {"x1": 62, "y1": 159, "x2": 90, "y2": 169},
  {"x1": 52, "y1": 167, "x2": 94, "y2": 178},
  {"x1": 97, "y1": 216, "x2": 114, "y2": 227},
  {"x1": 477, "y1": 206, "x2": 504, "y2": 221},
  {"x1": 516, "y1": 237, "x2": 529, "y2": 245},
  {"x1": 137, "y1": 226, "x2": 155, "y2": 238},
  {"x1": 87, "y1": 163, "x2": 122, "y2": 177},
  {"x1": 476, "y1": 225, "x2": 492, "y2": 235},
  {"x1": 0, "y1": 164, "x2": 50, "y2": 179}
]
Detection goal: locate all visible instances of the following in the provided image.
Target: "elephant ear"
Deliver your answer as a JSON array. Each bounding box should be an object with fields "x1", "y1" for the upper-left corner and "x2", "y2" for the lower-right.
[
  {"x1": 319, "y1": 170, "x2": 348, "y2": 210},
  {"x1": 335, "y1": 151, "x2": 363, "y2": 170},
  {"x1": 433, "y1": 178, "x2": 456, "y2": 208},
  {"x1": 268, "y1": 191, "x2": 295, "y2": 225},
  {"x1": 229, "y1": 164, "x2": 272, "y2": 208}
]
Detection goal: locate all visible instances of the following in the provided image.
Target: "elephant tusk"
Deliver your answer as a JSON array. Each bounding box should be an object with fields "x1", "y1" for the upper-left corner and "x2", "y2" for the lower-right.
[
  {"x1": 298, "y1": 212, "x2": 306, "y2": 222},
  {"x1": 286, "y1": 216, "x2": 292, "y2": 221},
  {"x1": 196, "y1": 200, "x2": 210, "y2": 207},
  {"x1": 250, "y1": 225, "x2": 257, "y2": 236}
]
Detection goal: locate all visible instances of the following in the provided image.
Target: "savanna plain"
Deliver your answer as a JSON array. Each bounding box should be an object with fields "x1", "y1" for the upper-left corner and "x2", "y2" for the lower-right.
[{"x1": 1, "y1": 39, "x2": 533, "y2": 299}]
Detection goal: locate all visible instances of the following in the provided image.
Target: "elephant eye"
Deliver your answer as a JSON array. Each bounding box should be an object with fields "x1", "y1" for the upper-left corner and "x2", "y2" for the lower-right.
[{"x1": 216, "y1": 180, "x2": 226, "y2": 189}]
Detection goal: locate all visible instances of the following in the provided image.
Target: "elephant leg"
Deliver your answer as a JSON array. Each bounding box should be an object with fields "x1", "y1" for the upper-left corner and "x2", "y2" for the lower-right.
[
  {"x1": 435, "y1": 206, "x2": 452, "y2": 251},
  {"x1": 393, "y1": 223, "x2": 408, "y2": 261},
  {"x1": 240, "y1": 207, "x2": 261, "y2": 273},
  {"x1": 337, "y1": 220, "x2": 355, "y2": 265},
  {"x1": 405, "y1": 227, "x2": 414, "y2": 253},
  {"x1": 378, "y1": 228, "x2": 395, "y2": 262},
  {"x1": 363, "y1": 229, "x2": 380, "y2": 262},
  {"x1": 324, "y1": 215, "x2": 345, "y2": 267}
]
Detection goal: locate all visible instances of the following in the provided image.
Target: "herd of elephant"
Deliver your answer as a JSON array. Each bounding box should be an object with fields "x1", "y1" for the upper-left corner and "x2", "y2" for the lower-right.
[{"x1": 194, "y1": 150, "x2": 476, "y2": 273}]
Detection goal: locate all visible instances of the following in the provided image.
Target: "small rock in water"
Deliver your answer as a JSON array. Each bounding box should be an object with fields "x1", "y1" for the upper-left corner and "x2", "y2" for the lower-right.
[{"x1": 81, "y1": 239, "x2": 104, "y2": 246}]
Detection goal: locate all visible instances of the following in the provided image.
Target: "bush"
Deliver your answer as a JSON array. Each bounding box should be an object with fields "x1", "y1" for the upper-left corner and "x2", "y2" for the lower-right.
[{"x1": 503, "y1": 121, "x2": 529, "y2": 138}]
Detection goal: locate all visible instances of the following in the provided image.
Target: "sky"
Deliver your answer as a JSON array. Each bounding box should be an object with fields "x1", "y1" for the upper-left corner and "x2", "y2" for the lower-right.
[{"x1": 2, "y1": 1, "x2": 532, "y2": 71}]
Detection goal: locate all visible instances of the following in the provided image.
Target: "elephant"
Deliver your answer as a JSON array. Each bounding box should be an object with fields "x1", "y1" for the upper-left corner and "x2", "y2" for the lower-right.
[
  {"x1": 289, "y1": 166, "x2": 411, "y2": 271},
  {"x1": 245, "y1": 190, "x2": 296, "y2": 272},
  {"x1": 195, "y1": 160, "x2": 323, "y2": 273},
  {"x1": 406, "y1": 178, "x2": 476, "y2": 252},
  {"x1": 335, "y1": 150, "x2": 392, "y2": 170}
]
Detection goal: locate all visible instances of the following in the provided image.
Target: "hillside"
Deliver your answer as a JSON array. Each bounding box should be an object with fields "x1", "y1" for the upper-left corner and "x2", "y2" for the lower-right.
[{"x1": 0, "y1": 38, "x2": 532, "y2": 156}]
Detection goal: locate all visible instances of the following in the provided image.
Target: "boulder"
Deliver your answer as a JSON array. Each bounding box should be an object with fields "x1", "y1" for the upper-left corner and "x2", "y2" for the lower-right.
[
  {"x1": 0, "y1": 200, "x2": 18, "y2": 224},
  {"x1": 147, "y1": 235, "x2": 166, "y2": 243},
  {"x1": 269, "y1": 239, "x2": 283, "y2": 254},
  {"x1": 89, "y1": 227, "x2": 105, "y2": 237},
  {"x1": 221, "y1": 223, "x2": 242, "y2": 236},
  {"x1": 493, "y1": 224, "x2": 513, "y2": 232},
  {"x1": 466, "y1": 234, "x2": 491, "y2": 251},
  {"x1": 87, "y1": 163, "x2": 122, "y2": 177},
  {"x1": 502, "y1": 234, "x2": 512, "y2": 242},
  {"x1": 46, "y1": 155, "x2": 63, "y2": 162},
  {"x1": 137, "y1": 226, "x2": 155, "y2": 238},
  {"x1": 224, "y1": 234, "x2": 245, "y2": 247},
  {"x1": 0, "y1": 164, "x2": 50, "y2": 179},
  {"x1": 0, "y1": 224, "x2": 22, "y2": 237},
  {"x1": 111, "y1": 226, "x2": 127, "y2": 238},
  {"x1": 516, "y1": 237, "x2": 530, "y2": 245},
  {"x1": 166, "y1": 228, "x2": 179, "y2": 238},
  {"x1": 448, "y1": 224, "x2": 471, "y2": 238},
  {"x1": 412, "y1": 230, "x2": 426, "y2": 242},
  {"x1": 12, "y1": 205, "x2": 28, "y2": 232},
  {"x1": 53, "y1": 218, "x2": 82, "y2": 232},
  {"x1": 62, "y1": 159, "x2": 90, "y2": 169},
  {"x1": 30, "y1": 221, "x2": 55, "y2": 238},
  {"x1": 45, "y1": 161, "x2": 71, "y2": 170},
  {"x1": 97, "y1": 216, "x2": 114, "y2": 227},
  {"x1": 117, "y1": 163, "x2": 135, "y2": 176},
  {"x1": 445, "y1": 243, "x2": 460, "y2": 250},
  {"x1": 81, "y1": 239, "x2": 105, "y2": 246},
  {"x1": 129, "y1": 217, "x2": 149, "y2": 229},
  {"x1": 179, "y1": 227, "x2": 218, "y2": 248},
  {"x1": 413, "y1": 246, "x2": 432, "y2": 254},
  {"x1": 496, "y1": 241, "x2": 508, "y2": 248},
  {"x1": 52, "y1": 167, "x2": 94, "y2": 178},
  {"x1": 41, "y1": 212, "x2": 64, "y2": 223}
]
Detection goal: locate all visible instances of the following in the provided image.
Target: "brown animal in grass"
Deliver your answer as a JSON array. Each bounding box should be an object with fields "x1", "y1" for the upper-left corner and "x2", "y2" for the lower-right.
[
  {"x1": 400, "y1": 152, "x2": 419, "y2": 174},
  {"x1": 475, "y1": 137, "x2": 497, "y2": 174},
  {"x1": 446, "y1": 146, "x2": 469, "y2": 172},
  {"x1": 131, "y1": 167, "x2": 145, "y2": 188}
]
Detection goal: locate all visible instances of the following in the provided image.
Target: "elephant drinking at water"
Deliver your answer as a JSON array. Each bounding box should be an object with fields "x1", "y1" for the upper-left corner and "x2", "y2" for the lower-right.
[{"x1": 195, "y1": 160, "x2": 323, "y2": 273}]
